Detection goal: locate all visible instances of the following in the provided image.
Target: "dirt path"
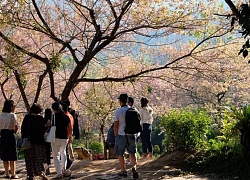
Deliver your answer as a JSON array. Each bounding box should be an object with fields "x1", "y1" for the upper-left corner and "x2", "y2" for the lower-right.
[{"x1": 0, "y1": 157, "x2": 222, "y2": 180}]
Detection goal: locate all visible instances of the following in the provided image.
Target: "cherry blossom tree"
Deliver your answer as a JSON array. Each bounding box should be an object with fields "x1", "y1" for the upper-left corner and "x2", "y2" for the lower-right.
[{"x1": 0, "y1": 0, "x2": 232, "y2": 107}]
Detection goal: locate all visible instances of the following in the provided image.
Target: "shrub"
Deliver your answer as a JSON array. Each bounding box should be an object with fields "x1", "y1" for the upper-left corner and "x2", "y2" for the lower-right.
[
  {"x1": 89, "y1": 141, "x2": 104, "y2": 154},
  {"x1": 153, "y1": 145, "x2": 160, "y2": 155},
  {"x1": 160, "y1": 108, "x2": 212, "y2": 149}
]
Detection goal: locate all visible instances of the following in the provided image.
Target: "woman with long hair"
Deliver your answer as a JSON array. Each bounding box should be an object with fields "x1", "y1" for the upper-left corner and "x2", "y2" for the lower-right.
[
  {"x1": 139, "y1": 97, "x2": 154, "y2": 159},
  {"x1": 50, "y1": 102, "x2": 72, "y2": 179}
]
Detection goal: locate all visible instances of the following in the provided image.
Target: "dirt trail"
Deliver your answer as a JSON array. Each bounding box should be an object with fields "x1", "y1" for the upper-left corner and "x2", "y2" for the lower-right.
[{"x1": 0, "y1": 151, "x2": 223, "y2": 179}]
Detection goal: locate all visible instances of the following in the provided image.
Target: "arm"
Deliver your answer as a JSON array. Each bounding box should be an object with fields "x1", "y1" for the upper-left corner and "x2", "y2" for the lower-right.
[
  {"x1": 14, "y1": 124, "x2": 18, "y2": 134},
  {"x1": 13, "y1": 114, "x2": 18, "y2": 133},
  {"x1": 114, "y1": 121, "x2": 119, "y2": 137},
  {"x1": 67, "y1": 116, "x2": 73, "y2": 143}
]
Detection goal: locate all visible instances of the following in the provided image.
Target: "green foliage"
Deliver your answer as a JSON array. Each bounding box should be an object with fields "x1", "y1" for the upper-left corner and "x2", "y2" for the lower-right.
[
  {"x1": 137, "y1": 142, "x2": 143, "y2": 156},
  {"x1": 151, "y1": 116, "x2": 165, "y2": 152},
  {"x1": 160, "y1": 108, "x2": 212, "y2": 149},
  {"x1": 230, "y1": 105, "x2": 250, "y2": 130},
  {"x1": 89, "y1": 141, "x2": 104, "y2": 154},
  {"x1": 49, "y1": 53, "x2": 62, "y2": 72},
  {"x1": 153, "y1": 145, "x2": 160, "y2": 154},
  {"x1": 189, "y1": 108, "x2": 246, "y2": 177},
  {"x1": 17, "y1": 149, "x2": 25, "y2": 159},
  {"x1": 72, "y1": 138, "x2": 86, "y2": 149},
  {"x1": 151, "y1": 127, "x2": 165, "y2": 153},
  {"x1": 231, "y1": 3, "x2": 250, "y2": 59}
]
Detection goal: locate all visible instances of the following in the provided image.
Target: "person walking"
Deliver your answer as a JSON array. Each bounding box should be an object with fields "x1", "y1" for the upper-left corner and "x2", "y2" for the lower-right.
[
  {"x1": 50, "y1": 102, "x2": 72, "y2": 179},
  {"x1": 113, "y1": 93, "x2": 139, "y2": 179},
  {"x1": 64, "y1": 100, "x2": 80, "y2": 140},
  {"x1": 43, "y1": 108, "x2": 52, "y2": 175},
  {"x1": 21, "y1": 103, "x2": 48, "y2": 180},
  {"x1": 0, "y1": 99, "x2": 19, "y2": 179},
  {"x1": 139, "y1": 97, "x2": 154, "y2": 159},
  {"x1": 61, "y1": 101, "x2": 75, "y2": 171}
]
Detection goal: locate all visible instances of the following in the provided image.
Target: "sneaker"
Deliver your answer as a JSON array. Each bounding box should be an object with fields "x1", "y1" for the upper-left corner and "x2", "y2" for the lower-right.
[
  {"x1": 118, "y1": 171, "x2": 127, "y2": 177},
  {"x1": 132, "y1": 167, "x2": 139, "y2": 179},
  {"x1": 63, "y1": 169, "x2": 71, "y2": 177}
]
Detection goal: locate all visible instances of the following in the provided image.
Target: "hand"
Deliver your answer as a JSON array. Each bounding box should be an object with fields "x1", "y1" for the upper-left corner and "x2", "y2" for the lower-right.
[{"x1": 68, "y1": 136, "x2": 73, "y2": 143}]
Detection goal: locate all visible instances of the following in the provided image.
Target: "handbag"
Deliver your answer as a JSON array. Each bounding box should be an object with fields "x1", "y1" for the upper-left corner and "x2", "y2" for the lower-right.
[
  {"x1": 17, "y1": 137, "x2": 31, "y2": 150},
  {"x1": 17, "y1": 115, "x2": 31, "y2": 150},
  {"x1": 44, "y1": 114, "x2": 56, "y2": 143}
]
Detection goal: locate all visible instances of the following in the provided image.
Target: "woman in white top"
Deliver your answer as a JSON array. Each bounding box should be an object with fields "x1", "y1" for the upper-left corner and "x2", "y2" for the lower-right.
[
  {"x1": 139, "y1": 97, "x2": 154, "y2": 159},
  {"x1": 0, "y1": 99, "x2": 19, "y2": 179}
]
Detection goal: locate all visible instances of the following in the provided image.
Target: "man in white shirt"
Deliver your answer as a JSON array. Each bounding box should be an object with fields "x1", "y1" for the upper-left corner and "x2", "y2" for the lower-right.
[{"x1": 114, "y1": 94, "x2": 139, "y2": 179}]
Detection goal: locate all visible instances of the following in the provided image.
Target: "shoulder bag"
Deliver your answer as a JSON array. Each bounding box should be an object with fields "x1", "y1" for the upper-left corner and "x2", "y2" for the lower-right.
[
  {"x1": 17, "y1": 115, "x2": 31, "y2": 150},
  {"x1": 44, "y1": 114, "x2": 56, "y2": 143}
]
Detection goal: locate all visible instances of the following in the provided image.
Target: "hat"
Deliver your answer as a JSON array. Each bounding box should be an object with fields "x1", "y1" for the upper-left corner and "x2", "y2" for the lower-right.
[{"x1": 117, "y1": 94, "x2": 128, "y2": 102}]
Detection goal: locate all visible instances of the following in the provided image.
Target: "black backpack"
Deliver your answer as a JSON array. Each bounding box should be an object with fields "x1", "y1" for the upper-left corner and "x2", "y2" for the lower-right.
[{"x1": 124, "y1": 107, "x2": 142, "y2": 134}]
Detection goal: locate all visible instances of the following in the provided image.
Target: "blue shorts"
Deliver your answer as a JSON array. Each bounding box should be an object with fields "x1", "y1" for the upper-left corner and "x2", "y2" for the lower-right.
[{"x1": 114, "y1": 134, "x2": 137, "y2": 156}]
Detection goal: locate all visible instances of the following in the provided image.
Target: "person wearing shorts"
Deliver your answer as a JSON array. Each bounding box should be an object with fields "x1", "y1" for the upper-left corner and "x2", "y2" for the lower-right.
[{"x1": 113, "y1": 94, "x2": 139, "y2": 179}]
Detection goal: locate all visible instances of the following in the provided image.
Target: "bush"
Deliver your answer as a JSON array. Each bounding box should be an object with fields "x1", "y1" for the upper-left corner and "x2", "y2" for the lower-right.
[
  {"x1": 160, "y1": 108, "x2": 212, "y2": 149},
  {"x1": 89, "y1": 141, "x2": 104, "y2": 154},
  {"x1": 153, "y1": 145, "x2": 160, "y2": 155}
]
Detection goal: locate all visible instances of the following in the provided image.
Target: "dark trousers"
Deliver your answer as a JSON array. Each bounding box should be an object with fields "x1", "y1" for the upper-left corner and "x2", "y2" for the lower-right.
[
  {"x1": 45, "y1": 142, "x2": 51, "y2": 165},
  {"x1": 66, "y1": 144, "x2": 73, "y2": 169},
  {"x1": 141, "y1": 123, "x2": 152, "y2": 153}
]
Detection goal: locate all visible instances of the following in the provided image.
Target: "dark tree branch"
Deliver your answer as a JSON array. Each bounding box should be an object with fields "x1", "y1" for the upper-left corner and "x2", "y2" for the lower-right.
[
  {"x1": 33, "y1": 70, "x2": 48, "y2": 103},
  {"x1": 224, "y1": 0, "x2": 239, "y2": 17},
  {"x1": 76, "y1": 29, "x2": 229, "y2": 83},
  {"x1": 13, "y1": 70, "x2": 30, "y2": 111}
]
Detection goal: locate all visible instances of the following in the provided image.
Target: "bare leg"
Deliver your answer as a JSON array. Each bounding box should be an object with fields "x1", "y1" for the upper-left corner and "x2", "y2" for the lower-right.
[
  {"x1": 3, "y1": 161, "x2": 10, "y2": 176},
  {"x1": 118, "y1": 155, "x2": 126, "y2": 172},
  {"x1": 130, "y1": 153, "x2": 139, "y2": 178},
  {"x1": 68, "y1": 143, "x2": 74, "y2": 159},
  {"x1": 10, "y1": 161, "x2": 17, "y2": 177},
  {"x1": 129, "y1": 153, "x2": 137, "y2": 168}
]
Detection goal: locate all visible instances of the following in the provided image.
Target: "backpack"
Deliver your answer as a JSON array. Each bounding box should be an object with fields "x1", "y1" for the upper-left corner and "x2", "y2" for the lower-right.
[{"x1": 124, "y1": 107, "x2": 142, "y2": 134}]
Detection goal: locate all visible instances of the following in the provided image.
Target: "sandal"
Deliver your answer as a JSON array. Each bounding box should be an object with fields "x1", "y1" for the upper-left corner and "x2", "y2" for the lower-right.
[
  {"x1": 39, "y1": 172, "x2": 48, "y2": 180},
  {"x1": 10, "y1": 175, "x2": 19, "y2": 179},
  {"x1": 4, "y1": 175, "x2": 10, "y2": 179}
]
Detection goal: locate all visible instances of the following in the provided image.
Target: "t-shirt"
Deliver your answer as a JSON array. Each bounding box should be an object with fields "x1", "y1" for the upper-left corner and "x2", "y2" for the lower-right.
[
  {"x1": 113, "y1": 105, "x2": 129, "y2": 136},
  {"x1": 53, "y1": 112, "x2": 70, "y2": 139},
  {"x1": 0, "y1": 112, "x2": 18, "y2": 130}
]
